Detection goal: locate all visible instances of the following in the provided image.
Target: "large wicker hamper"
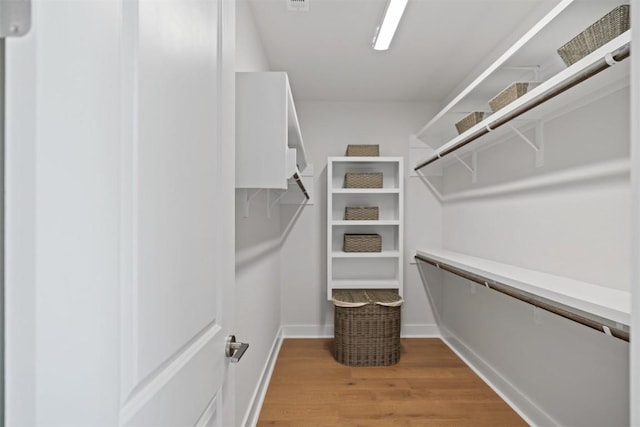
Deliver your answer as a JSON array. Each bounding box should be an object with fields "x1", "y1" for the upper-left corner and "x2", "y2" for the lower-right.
[{"x1": 332, "y1": 289, "x2": 403, "y2": 367}]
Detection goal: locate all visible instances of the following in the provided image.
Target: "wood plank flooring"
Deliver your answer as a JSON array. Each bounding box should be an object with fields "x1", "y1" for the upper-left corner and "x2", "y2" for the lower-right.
[{"x1": 257, "y1": 338, "x2": 527, "y2": 426}]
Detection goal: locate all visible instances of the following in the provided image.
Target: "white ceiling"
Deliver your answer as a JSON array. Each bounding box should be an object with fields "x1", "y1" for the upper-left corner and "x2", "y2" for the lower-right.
[{"x1": 248, "y1": 0, "x2": 554, "y2": 102}]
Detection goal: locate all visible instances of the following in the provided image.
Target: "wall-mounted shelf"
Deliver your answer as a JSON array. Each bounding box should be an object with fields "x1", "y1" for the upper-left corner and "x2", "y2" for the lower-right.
[
  {"x1": 331, "y1": 279, "x2": 401, "y2": 290},
  {"x1": 327, "y1": 157, "x2": 404, "y2": 299},
  {"x1": 413, "y1": 0, "x2": 631, "y2": 173},
  {"x1": 415, "y1": 249, "x2": 630, "y2": 341},
  {"x1": 332, "y1": 250, "x2": 401, "y2": 258},
  {"x1": 331, "y1": 220, "x2": 400, "y2": 226},
  {"x1": 332, "y1": 189, "x2": 401, "y2": 194},
  {"x1": 236, "y1": 72, "x2": 310, "y2": 200}
]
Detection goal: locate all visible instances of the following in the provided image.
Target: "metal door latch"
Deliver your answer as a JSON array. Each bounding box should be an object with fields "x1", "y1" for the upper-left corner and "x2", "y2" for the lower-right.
[{"x1": 225, "y1": 335, "x2": 249, "y2": 363}]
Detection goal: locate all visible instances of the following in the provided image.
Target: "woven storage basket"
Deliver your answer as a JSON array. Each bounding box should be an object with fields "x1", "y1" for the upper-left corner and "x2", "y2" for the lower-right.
[
  {"x1": 344, "y1": 206, "x2": 379, "y2": 221},
  {"x1": 557, "y1": 5, "x2": 630, "y2": 66},
  {"x1": 346, "y1": 144, "x2": 380, "y2": 157},
  {"x1": 344, "y1": 172, "x2": 383, "y2": 188},
  {"x1": 343, "y1": 234, "x2": 382, "y2": 252},
  {"x1": 332, "y1": 289, "x2": 402, "y2": 367},
  {"x1": 455, "y1": 112, "x2": 485, "y2": 134},
  {"x1": 489, "y1": 82, "x2": 535, "y2": 112}
]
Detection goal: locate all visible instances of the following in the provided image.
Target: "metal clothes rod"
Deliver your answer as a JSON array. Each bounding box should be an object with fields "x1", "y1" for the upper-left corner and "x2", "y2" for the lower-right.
[
  {"x1": 415, "y1": 254, "x2": 630, "y2": 342},
  {"x1": 292, "y1": 172, "x2": 310, "y2": 200},
  {"x1": 414, "y1": 43, "x2": 631, "y2": 172}
]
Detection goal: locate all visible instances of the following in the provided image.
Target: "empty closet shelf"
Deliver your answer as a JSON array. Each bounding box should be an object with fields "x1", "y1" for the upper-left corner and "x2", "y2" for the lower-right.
[{"x1": 415, "y1": 249, "x2": 630, "y2": 341}]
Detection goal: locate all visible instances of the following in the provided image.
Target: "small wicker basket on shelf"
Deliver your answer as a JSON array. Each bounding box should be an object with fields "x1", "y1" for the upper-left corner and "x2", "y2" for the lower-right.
[
  {"x1": 346, "y1": 144, "x2": 380, "y2": 157},
  {"x1": 455, "y1": 112, "x2": 485, "y2": 134},
  {"x1": 344, "y1": 172, "x2": 383, "y2": 189},
  {"x1": 557, "y1": 5, "x2": 630, "y2": 66},
  {"x1": 343, "y1": 234, "x2": 382, "y2": 252},
  {"x1": 344, "y1": 206, "x2": 379, "y2": 221},
  {"x1": 488, "y1": 82, "x2": 536, "y2": 112},
  {"x1": 332, "y1": 289, "x2": 403, "y2": 367}
]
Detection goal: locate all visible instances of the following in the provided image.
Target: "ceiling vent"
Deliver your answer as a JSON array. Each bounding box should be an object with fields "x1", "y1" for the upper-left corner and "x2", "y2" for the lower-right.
[{"x1": 287, "y1": 0, "x2": 309, "y2": 12}]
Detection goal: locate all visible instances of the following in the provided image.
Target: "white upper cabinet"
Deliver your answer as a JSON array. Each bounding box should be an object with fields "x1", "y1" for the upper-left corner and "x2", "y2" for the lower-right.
[{"x1": 236, "y1": 72, "x2": 309, "y2": 190}]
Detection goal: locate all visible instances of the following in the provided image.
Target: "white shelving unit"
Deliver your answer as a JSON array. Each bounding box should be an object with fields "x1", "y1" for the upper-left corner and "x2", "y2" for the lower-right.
[
  {"x1": 236, "y1": 72, "x2": 310, "y2": 199},
  {"x1": 413, "y1": 0, "x2": 631, "y2": 173},
  {"x1": 327, "y1": 157, "x2": 404, "y2": 299}
]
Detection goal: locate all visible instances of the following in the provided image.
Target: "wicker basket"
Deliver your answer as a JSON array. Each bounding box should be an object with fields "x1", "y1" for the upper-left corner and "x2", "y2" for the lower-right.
[
  {"x1": 332, "y1": 289, "x2": 402, "y2": 367},
  {"x1": 343, "y1": 234, "x2": 381, "y2": 252},
  {"x1": 489, "y1": 82, "x2": 535, "y2": 112},
  {"x1": 557, "y1": 5, "x2": 630, "y2": 66},
  {"x1": 346, "y1": 144, "x2": 380, "y2": 157},
  {"x1": 455, "y1": 112, "x2": 485, "y2": 134},
  {"x1": 344, "y1": 206, "x2": 379, "y2": 221},
  {"x1": 344, "y1": 172, "x2": 383, "y2": 188}
]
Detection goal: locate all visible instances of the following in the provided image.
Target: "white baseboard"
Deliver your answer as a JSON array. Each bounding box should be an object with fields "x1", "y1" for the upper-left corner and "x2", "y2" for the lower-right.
[
  {"x1": 280, "y1": 323, "x2": 439, "y2": 338},
  {"x1": 281, "y1": 324, "x2": 333, "y2": 338},
  {"x1": 401, "y1": 323, "x2": 440, "y2": 337},
  {"x1": 242, "y1": 327, "x2": 284, "y2": 427},
  {"x1": 440, "y1": 326, "x2": 557, "y2": 427}
]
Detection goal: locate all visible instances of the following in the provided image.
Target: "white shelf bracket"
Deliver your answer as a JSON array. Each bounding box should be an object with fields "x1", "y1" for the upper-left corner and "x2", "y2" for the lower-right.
[
  {"x1": 454, "y1": 153, "x2": 477, "y2": 183},
  {"x1": 502, "y1": 65, "x2": 542, "y2": 82},
  {"x1": 267, "y1": 189, "x2": 271, "y2": 219},
  {"x1": 243, "y1": 189, "x2": 263, "y2": 218},
  {"x1": 507, "y1": 122, "x2": 544, "y2": 167},
  {"x1": 267, "y1": 189, "x2": 288, "y2": 218},
  {"x1": 535, "y1": 121, "x2": 545, "y2": 167}
]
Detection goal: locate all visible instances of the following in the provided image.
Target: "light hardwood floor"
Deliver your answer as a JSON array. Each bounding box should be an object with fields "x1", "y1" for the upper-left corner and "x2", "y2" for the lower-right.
[{"x1": 257, "y1": 338, "x2": 527, "y2": 426}]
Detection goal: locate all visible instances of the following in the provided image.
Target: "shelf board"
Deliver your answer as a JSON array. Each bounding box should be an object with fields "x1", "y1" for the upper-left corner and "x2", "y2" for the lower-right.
[
  {"x1": 329, "y1": 156, "x2": 404, "y2": 163},
  {"x1": 332, "y1": 188, "x2": 400, "y2": 194},
  {"x1": 415, "y1": 31, "x2": 630, "y2": 171},
  {"x1": 332, "y1": 250, "x2": 400, "y2": 259},
  {"x1": 415, "y1": 248, "x2": 630, "y2": 327},
  {"x1": 330, "y1": 279, "x2": 400, "y2": 289},
  {"x1": 332, "y1": 220, "x2": 399, "y2": 226}
]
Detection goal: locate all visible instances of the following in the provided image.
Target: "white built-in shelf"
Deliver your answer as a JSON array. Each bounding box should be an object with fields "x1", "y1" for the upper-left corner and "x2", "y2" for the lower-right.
[
  {"x1": 331, "y1": 279, "x2": 401, "y2": 289},
  {"x1": 415, "y1": 249, "x2": 630, "y2": 339},
  {"x1": 332, "y1": 250, "x2": 400, "y2": 259},
  {"x1": 414, "y1": 0, "x2": 631, "y2": 172},
  {"x1": 327, "y1": 157, "x2": 404, "y2": 299},
  {"x1": 332, "y1": 189, "x2": 401, "y2": 194},
  {"x1": 331, "y1": 220, "x2": 400, "y2": 226},
  {"x1": 236, "y1": 72, "x2": 310, "y2": 200}
]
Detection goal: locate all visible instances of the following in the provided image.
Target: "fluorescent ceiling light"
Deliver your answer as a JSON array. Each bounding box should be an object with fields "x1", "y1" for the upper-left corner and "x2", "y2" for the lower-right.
[{"x1": 372, "y1": 0, "x2": 408, "y2": 51}]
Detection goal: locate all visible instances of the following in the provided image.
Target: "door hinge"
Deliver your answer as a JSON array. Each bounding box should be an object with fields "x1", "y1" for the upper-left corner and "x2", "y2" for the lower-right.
[{"x1": 0, "y1": 0, "x2": 31, "y2": 37}]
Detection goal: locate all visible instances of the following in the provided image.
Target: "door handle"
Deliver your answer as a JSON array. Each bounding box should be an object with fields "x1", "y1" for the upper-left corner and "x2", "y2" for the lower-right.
[{"x1": 225, "y1": 335, "x2": 249, "y2": 363}]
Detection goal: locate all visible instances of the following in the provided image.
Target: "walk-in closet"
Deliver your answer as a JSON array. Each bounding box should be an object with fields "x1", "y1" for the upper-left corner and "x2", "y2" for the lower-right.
[{"x1": 2, "y1": 0, "x2": 638, "y2": 425}]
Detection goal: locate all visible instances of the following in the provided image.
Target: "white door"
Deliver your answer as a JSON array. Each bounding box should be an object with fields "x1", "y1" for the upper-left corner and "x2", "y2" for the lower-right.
[{"x1": 4, "y1": 0, "x2": 237, "y2": 425}]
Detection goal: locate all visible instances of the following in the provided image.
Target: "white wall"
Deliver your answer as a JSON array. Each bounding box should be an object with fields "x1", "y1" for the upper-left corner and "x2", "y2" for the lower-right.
[
  {"x1": 0, "y1": 38, "x2": 5, "y2": 422},
  {"x1": 280, "y1": 101, "x2": 442, "y2": 336},
  {"x1": 630, "y1": 1, "x2": 640, "y2": 424},
  {"x1": 234, "y1": 1, "x2": 280, "y2": 425},
  {"x1": 416, "y1": 85, "x2": 631, "y2": 425},
  {"x1": 441, "y1": 87, "x2": 630, "y2": 290}
]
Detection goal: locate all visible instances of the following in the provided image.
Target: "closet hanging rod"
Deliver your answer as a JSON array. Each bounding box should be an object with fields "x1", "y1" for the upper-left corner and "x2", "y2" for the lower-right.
[
  {"x1": 292, "y1": 172, "x2": 310, "y2": 200},
  {"x1": 414, "y1": 43, "x2": 630, "y2": 172},
  {"x1": 415, "y1": 254, "x2": 629, "y2": 342}
]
